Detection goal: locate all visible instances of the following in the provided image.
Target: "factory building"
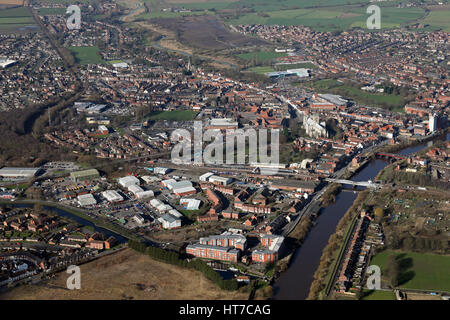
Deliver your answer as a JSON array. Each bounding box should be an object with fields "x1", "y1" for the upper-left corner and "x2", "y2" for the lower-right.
[
  {"x1": 199, "y1": 172, "x2": 214, "y2": 182},
  {"x1": 77, "y1": 194, "x2": 97, "y2": 206},
  {"x1": 174, "y1": 186, "x2": 197, "y2": 197},
  {"x1": 158, "y1": 213, "x2": 182, "y2": 229},
  {"x1": 180, "y1": 198, "x2": 201, "y2": 210},
  {"x1": 101, "y1": 190, "x2": 124, "y2": 203},
  {"x1": 135, "y1": 190, "x2": 154, "y2": 199},
  {"x1": 141, "y1": 176, "x2": 160, "y2": 184},
  {"x1": 150, "y1": 199, "x2": 172, "y2": 212},
  {"x1": 0, "y1": 167, "x2": 42, "y2": 179},
  {"x1": 205, "y1": 118, "x2": 239, "y2": 130},
  {"x1": 154, "y1": 167, "x2": 171, "y2": 175},
  {"x1": 208, "y1": 175, "x2": 233, "y2": 186},
  {"x1": 118, "y1": 175, "x2": 140, "y2": 188},
  {"x1": 70, "y1": 169, "x2": 100, "y2": 182}
]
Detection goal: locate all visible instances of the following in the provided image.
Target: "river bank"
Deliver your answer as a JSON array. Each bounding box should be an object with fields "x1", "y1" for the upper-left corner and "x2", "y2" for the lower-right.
[{"x1": 272, "y1": 132, "x2": 447, "y2": 299}]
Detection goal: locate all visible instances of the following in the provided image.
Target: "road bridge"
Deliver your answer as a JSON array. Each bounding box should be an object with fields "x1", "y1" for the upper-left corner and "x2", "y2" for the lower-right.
[{"x1": 325, "y1": 178, "x2": 381, "y2": 188}]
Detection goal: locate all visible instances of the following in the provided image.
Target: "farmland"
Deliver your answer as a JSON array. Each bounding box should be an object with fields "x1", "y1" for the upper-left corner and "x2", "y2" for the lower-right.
[
  {"x1": 139, "y1": 1, "x2": 434, "y2": 32},
  {"x1": 0, "y1": 6, "x2": 36, "y2": 31},
  {"x1": 67, "y1": 46, "x2": 106, "y2": 65},
  {"x1": 370, "y1": 250, "x2": 450, "y2": 292},
  {"x1": 227, "y1": 6, "x2": 425, "y2": 31},
  {"x1": 37, "y1": 8, "x2": 67, "y2": 16},
  {"x1": 422, "y1": 9, "x2": 450, "y2": 32}
]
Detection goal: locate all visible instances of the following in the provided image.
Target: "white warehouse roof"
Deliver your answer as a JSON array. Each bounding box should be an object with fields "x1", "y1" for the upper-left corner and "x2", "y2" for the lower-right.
[
  {"x1": 0, "y1": 167, "x2": 41, "y2": 178},
  {"x1": 128, "y1": 184, "x2": 144, "y2": 195},
  {"x1": 180, "y1": 198, "x2": 201, "y2": 210},
  {"x1": 77, "y1": 194, "x2": 97, "y2": 206},
  {"x1": 102, "y1": 190, "x2": 124, "y2": 202},
  {"x1": 118, "y1": 176, "x2": 140, "y2": 187},
  {"x1": 136, "y1": 190, "x2": 154, "y2": 199},
  {"x1": 199, "y1": 172, "x2": 214, "y2": 182}
]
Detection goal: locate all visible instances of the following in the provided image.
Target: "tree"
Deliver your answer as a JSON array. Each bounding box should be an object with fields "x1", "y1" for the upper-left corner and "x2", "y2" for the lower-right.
[{"x1": 385, "y1": 254, "x2": 399, "y2": 288}]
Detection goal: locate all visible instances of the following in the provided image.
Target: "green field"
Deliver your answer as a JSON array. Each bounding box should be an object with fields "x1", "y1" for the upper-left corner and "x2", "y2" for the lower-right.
[
  {"x1": 227, "y1": 6, "x2": 425, "y2": 31},
  {"x1": 0, "y1": 7, "x2": 31, "y2": 18},
  {"x1": 148, "y1": 110, "x2": 198, "y2": 121},
  {"x1": 361, "y1": 289, "x2": 396, "y2": 300},
  {"x1": 137, "y1": 10, "x2": 213, "y2": 19},
  {"x1": 237, "y1": 51, "x2": 287, "y2": 62},
  {"x1": 247, "y1": 66, "x2": 275, "y2": 74},
  {"x1": 370, "y1": 250, "x2": 450, "y2": 292},
  {"x1": 168, "y1": 0, "x2": 370, "y2": 12},
  {"x1": 306, "y1": 79, "x2": 405, "y2": 111},
  {"x1": 140, "y1": 0, "x2": 444, "y2": 33},
  {"x1": 68, "y1": 46, "x2": 106, "y2": 65},
  {"x1": 422, "y1": 10, "x2": 450, "y2": 32},
  {"x1": 37, "y1": 8, "x2": 67, "y2": 16}
]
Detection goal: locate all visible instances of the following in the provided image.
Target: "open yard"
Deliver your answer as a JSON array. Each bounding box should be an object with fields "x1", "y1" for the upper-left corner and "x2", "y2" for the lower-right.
[
  {"x1": 0, "y1": 248, "x2": 249, "y2": 300},
  {"x1": 370, "y1": 250, "x2": 450, "y2": 292}
]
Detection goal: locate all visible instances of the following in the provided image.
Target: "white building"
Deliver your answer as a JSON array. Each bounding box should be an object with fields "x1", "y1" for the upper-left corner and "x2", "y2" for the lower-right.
[
  {"x1": 77, "y1": 194, "x2": 97, "y2": 206},
  {"x1": 132, "y1": 214, "x2": 145, "y2": 225},
  {"x1": 0, "y1": 58, "x2": 17, "y2": 69},
  {"x1": 128, "y1": 184, "x2": 144, "y2": 195},
  {"x1": 180, "y1": 198, "x2": 201, "y2": 210},
  {"x1": 112, "y1": 62, "x2": 128, "y2": 68},
  {"x1": 118, "y1": 176, "x2": 140, "y2": 188},
  {"x1": 150, "y1": 198, "x2": 172, "y2": 212},
  {"x1": 169, "y1": 209, "x2": 183, "y2": 218},
  {"x1": 429, "y1": 113, "x2": 437, "y2": 133},
  {"x1": 136, "y1": 190, "x2": 154, "y2": 199},
  {"x1": 141, "y1": 176, "x2": 160, "y2": 184},
  {"x1": 154, "y1": 167, "x2": 171, "y2": 175},
  {"x1": 199, "y1": 172, "x2": 214, "y2": 182},
  {"x1": 158, "y1": 213, "x2": 182, "y2": 229},
  {"x1": 161, "y1": 178, "x2": 177, "y2": 189},
  {"x1": 208, "y1": 175, "x2": 232, "y2": 186},
  {"x1": 0, "y1": 167, "x2": 41, "y2": 179},
  {"x1": 102, "y1": 190, "x2": 124, "y2": 203}
]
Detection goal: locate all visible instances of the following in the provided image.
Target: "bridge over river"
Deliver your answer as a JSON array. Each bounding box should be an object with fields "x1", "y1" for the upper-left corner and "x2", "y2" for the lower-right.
[{"x1": 325, "y1": 178, "x2": 381, "y2": 188}]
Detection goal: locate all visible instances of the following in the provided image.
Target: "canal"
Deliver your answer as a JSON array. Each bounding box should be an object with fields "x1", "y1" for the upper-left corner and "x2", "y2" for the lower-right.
[{"x1": 273, "y1": 133, "x2": 449, "y2": 299}]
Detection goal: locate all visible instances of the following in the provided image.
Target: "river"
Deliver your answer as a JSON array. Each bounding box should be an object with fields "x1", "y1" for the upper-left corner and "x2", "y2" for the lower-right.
[{"x1": 273, "y1": 133, "x2": 449, "y2": 299}]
